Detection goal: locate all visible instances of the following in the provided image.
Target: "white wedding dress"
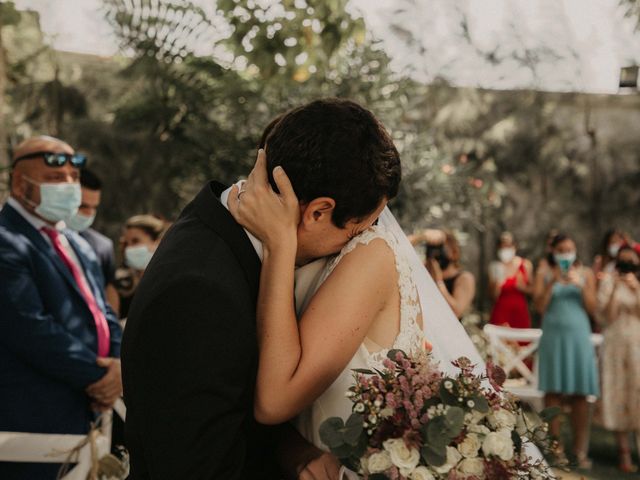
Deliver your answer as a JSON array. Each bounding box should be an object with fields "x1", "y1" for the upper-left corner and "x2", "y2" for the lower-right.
[
  {"x1": 294, "y1": 225, "x2": 425, "y2": 448},
  {"x1": 291, "y1": 207, "x2": 548, "y2": 474}
]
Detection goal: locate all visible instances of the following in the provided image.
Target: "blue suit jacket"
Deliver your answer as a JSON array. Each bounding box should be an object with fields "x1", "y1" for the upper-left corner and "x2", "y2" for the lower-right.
[{"x1": 0, "y1": 203, "x2": 122, "y2": 436}]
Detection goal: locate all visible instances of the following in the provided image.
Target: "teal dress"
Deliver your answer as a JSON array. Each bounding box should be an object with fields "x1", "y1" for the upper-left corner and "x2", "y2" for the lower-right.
[{"x1": 538, "y1": 280, "x2": 599, "y2": 396}]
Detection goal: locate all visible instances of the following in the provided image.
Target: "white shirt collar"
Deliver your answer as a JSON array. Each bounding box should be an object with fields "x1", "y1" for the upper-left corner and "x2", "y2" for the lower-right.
[
  {"x1": 220, "y1": 183, "x2": 264, "y2": 261},
  {"x1": 219, "y1": 182, "x2": 328, "y2": 315},
  {"x1": 6, "y1": 196, "x2": 65, "y2": 232}
]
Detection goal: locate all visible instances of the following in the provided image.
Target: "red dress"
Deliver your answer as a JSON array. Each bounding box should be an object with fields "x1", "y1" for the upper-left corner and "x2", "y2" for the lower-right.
[{"x1": 490, "y1": 260, "x2": 531, "y2": 328}]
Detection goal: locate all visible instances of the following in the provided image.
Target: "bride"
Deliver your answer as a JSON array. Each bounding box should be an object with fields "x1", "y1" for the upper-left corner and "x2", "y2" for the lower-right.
[{"x1": 227, "y1": 150, "x2": 488, "y2": 462}]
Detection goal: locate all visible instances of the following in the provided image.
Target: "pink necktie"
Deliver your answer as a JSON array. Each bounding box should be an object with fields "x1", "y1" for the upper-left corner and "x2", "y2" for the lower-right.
[{"x1": 42, "y1": 227, "x2": 110, "y2": 357}]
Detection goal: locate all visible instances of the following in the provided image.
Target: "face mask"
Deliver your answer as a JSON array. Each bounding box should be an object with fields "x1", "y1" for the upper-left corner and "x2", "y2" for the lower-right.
[
  {"x1": 125, "y1": 245, "x2": 155, "y2": 271},
  {"x1": 498, "y1": 247, "x2": 516, "y2": 263},
  {"x1": 608, "y1": 244, "x2": 621, "y2": 258},
  {"x1": 554, "y1": 252, "x2": 576, "y2": 274},
  {"x1": 66, "y1": 212, "x2": 96, "y2": 232},
  {"x1": 23, "y1": 176, "x2": 81, "y2": 223}
]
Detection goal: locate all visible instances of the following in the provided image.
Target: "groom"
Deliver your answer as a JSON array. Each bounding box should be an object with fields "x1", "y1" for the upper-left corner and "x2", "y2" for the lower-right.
[{"x1": 121, "y1": 98, "x2": 401, "y2": 479}]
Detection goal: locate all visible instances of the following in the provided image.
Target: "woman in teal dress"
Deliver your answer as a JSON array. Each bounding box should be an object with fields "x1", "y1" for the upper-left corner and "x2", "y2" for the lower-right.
[{"x1": 534, "y1": 233, "x2": 598, "y2": 468}]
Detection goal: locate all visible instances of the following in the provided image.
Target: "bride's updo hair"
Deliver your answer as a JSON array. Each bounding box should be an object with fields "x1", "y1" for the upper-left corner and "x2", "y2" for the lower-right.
[{"x1": 263, "y1": 98, "x2": 401, "y2": 228}]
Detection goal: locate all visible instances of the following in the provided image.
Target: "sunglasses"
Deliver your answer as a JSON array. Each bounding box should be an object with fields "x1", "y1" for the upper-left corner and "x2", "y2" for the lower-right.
[{"x1": 12, "y1": 151, "x2": 87, "y2": 168}]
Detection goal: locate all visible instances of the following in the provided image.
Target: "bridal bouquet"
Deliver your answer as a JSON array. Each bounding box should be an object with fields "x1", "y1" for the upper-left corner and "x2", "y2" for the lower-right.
[{"x1": 319, "y1": 351, "x2": 555, "y2": 479}]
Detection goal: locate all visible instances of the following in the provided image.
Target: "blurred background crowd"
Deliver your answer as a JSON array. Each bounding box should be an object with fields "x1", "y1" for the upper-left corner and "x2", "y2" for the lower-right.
[{"x1": 0, "y1": 0, "x2": 639, "y2": 478}]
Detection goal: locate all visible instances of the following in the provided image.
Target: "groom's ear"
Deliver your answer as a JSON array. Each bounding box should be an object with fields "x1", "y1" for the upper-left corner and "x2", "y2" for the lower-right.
[{"x1": 300, "y1": 197, "x2": 336, "y2": 226}]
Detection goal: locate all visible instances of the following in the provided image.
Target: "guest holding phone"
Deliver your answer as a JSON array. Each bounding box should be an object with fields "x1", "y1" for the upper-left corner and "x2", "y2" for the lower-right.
[
  {"x1": 409, "y1": 228, "x2": 475, "y2": 318},
  {"x1": 597, "y1": 246, "x2": 640, "y2": 473},
  {"x1": 533, "y1": 233, "x2": 598, "y2": 468}
]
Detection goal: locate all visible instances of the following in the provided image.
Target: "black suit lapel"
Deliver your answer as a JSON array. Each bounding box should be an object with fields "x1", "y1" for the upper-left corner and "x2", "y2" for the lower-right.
[{"x1": 189, "y1": 182, "x2": 261, "y2": 299}]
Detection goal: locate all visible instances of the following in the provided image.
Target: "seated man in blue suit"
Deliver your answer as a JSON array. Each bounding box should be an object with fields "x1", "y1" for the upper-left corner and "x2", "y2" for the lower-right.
[{"x1": 0, "y1": 136, "x2": 123, "y2": 479}]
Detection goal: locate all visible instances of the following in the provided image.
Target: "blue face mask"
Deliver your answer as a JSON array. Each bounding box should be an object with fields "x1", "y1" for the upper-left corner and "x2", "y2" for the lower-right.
[
  {"x1": 24, "y1": 176, "x2": 81, "y2": 223},
  {"x1": 125, "y1": 245, "x2": 155, "y2": 271},
  {"x1": 554, "y1": 252, "x2": 576, "y2": 274},
  {"x1": 66, "y1": 212, "x2": 96, "y2": 232}
]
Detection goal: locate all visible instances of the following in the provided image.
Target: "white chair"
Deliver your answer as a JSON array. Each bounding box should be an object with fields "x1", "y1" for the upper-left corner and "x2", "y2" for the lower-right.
[
  {"x1": 483, "y1": 324, "x2": 603, "y2": 410},
  {"x1": 0, "y1": 399, "x2": 127, "y2": 479}
]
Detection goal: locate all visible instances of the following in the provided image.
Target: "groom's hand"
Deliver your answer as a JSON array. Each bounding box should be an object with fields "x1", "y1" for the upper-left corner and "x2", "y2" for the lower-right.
[
  {"x1": 298, "y1": 452, "x2": 341, "y2": 480},
  {"x1": 275, "y1": 423, "x2": 340, "y2": 480}
]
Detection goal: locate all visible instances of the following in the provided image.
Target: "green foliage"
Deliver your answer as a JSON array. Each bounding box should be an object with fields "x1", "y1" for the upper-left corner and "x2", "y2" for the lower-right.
[
  {"x1": 318, "y1": 413, "x2": 367, "y2": 470},
  {"x1": 0, "y1": 2, "x2": 20, "y2": 27}
]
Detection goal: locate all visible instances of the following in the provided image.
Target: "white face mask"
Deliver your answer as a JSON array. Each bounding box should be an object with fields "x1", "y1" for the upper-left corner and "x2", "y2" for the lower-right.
[
  {"x1": 608, "y1": 244, "x2": 621, "y2": 258},
  {"x1": 125, "y1": 245, "x2": 155, "y2": 271},
  {"x1": 498, "y1": 247, "x2": 516, "y2": 263},
  {"x1": 66, "y1": 212, "x2": 96, "y2": 232},
  {"x1": 23, "y1": 176, "x2": 81, "y2": 223}
]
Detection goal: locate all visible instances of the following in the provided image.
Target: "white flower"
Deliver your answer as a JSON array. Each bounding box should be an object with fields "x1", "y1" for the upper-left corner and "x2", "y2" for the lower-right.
[
  {"x1": 380, "y1": 407, "x2": 394, "y2": 418},
  {"x1": 444, "y1": 380, "x2": 453, "y2": 389},
  {"x1": 354, "y1": 403, "x2": 365, "y2": 413},
  {"x1": 411, "y1": 466, "x2": 436, "y2": 480},
  {"x1": 457, "y1": 457, "x2": 485, "y2": 476},
  {"x1": 487, "y1": 408, "x2": 517, "y2": 430},
  {"x1": 383, "y1": 438, "x2": 420, "y2": 474},
  {"x1": 482, "y1": 430, "x2": 514, "y2": 461},
  {"x1": 433, "y1": 446, "x2": 462, "y2": 474},
  {"x1": 458, "y1": 433, "x2": 481, "y2": 458},
  {"x1": 468, "y1": 423, "x2": 490, "y2": 436},
  {"x1": 464, "y1": 410, "x2": 486, "y2": 425},
  {"x1": 366, "y1": 451, "x2": 393, "y2": 474}
]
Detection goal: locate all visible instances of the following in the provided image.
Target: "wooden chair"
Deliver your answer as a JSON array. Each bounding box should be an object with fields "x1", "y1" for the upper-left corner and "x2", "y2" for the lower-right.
[{"x1": 483, "y1": 324, "x2": 603, "y2": 410}]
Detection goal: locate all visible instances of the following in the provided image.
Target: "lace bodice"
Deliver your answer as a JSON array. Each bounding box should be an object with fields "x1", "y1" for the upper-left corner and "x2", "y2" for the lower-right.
[
  {"x1": 295, "y1": 225, "x2": 426, "y2": 448},
  {"x1": 320, "y1": 226, "x2": 425, "y2": 368}
]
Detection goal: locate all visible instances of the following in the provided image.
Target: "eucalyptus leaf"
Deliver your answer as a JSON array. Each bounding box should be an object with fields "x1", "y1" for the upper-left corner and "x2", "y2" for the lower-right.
[
  {"x1": 426, "y1": 416, "x2": 450, "y2": 448},
  {"x1": 344, "y1": 414, "x2": 364, "y2": 446},
  {"x1": 471, "y1": 394, "x2": 489, "y2": 413},
  {"x1": 319, "y1": 417, "x2": 345, "y2": 449},
  {"x1": 444, "y1": 406, "x2": 465, "y2": 437},
  {"x1": 511, "y1": 429, "x2": 522, "y2": 454},
  {"x1": 421, "y1": 443, "x2": 447, "y2": 467},
  {"x1": 331, "y1": 442, "x2": 356, "y2": 459}
]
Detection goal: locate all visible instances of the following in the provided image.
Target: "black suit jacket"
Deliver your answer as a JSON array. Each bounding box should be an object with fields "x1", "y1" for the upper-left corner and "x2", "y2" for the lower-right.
[
  {"x1": 122, "y1": 182, "x2": 279, "y2": 479},
  {"x1": 80, "y1": 227, "x2": 116, "y2": 286}
]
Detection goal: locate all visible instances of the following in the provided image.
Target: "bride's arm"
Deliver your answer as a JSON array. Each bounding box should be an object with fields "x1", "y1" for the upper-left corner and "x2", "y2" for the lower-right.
[{"x1": 229, "y1": 152, "x2": 395, "y2": 425}]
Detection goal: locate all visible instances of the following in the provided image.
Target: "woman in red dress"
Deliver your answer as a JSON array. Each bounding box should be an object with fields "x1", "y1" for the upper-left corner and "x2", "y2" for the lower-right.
[{"x1": 489, "y1": 232, "x2": 533, "y2": 328}]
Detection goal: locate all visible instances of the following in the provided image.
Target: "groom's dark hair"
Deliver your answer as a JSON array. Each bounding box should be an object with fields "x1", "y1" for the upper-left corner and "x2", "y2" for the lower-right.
[{"x1": 263, "y1": 98, "x2": 401, "y2": 228}]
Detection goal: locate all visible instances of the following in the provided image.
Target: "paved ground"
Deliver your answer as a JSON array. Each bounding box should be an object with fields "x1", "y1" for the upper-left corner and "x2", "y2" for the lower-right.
[{"x1": 549, "y1": 425, "x2": 640, "y2": 479}]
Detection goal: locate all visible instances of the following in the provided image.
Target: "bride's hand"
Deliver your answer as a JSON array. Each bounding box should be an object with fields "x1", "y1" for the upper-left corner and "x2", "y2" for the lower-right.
[{"x1": 228, "y1": 149, "x2": 300, "y2": 251}]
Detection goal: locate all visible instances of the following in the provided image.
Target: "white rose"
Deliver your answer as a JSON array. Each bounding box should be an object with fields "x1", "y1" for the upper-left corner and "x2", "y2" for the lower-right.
[
  {"x1": 487, "y1": 408, "x2": 517, "y2": 430},
  {"x1": 482, "y1": 431, "x2": 514, "y2": 461},
  {"x1": 457, "y1": 457, "x2": 485, "y2": 476},
  {"x1": 366, "y1": 451, "x2": 393, "y2": 474},
  {"x1": 411, "y1": 466, "x2": 436, "y2": 480},
  {"x1": 458, "y1": 433, "x2": 481, "y2": 458},
  {"x1": 383, "y1": 438, "x2": 420, "y2": 474},
  {"x1": 464, "y1": 410, "x2": 486, "y2": 425},
  {"x1": 469, "y1": 424, "x2": 491, "y2": 436},
  {"x1": 433, "y1": 446, "x2": 462, "y2": 474}
]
